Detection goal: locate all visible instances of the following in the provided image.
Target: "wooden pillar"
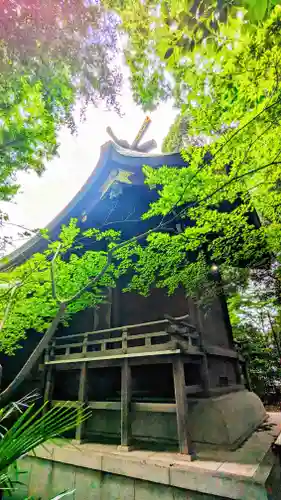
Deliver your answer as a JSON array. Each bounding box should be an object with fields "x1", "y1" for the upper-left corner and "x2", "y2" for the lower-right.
[
  {"x1": 112, "y1": 286, "x2": 120, "y2": 328},
  {"x1": 243, "y1": 360, "x2": 252, "y2": 392},
  {"x1": 119, "y1": 358, "x2": 132, "y2": 451},
  {"x1": 106, "y1": 287, "x2": 112, "y2": 329},
  {"x1": 234, "y1": 356, "x2": 243, "y2": 385},
  {"x1": 93, "y1": 309, "x2": 99, "y2": 330},
  {"x1": 190, "y1": 297, "x2": 211, "y2": 396},
  {"x1": 43, "y1": 343, "x2": 54, "y2": 413},
  {"x1": 200, "y1": 355, "x2": 211, "y2": 396},
  {"x1": 172, "y1": 356, "x2": 195, "y2": 459},
  {"x1": 75, "y1": 361, "x2": 88, "y2": 443},
  {"x1": 43, "y1": 366, "x2": 53, "y2": 406}
]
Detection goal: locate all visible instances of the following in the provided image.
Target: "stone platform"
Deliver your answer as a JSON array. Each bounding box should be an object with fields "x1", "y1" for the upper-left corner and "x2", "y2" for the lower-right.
[
  {"x1": 189, "y1": 390, "x2": 266, "y2": 449},
  {"x1": 11, "y1": 412, "x2": 281, "y2": 500},
  {"x1": 85, "y1": 390, "x2": 266, "y2": 450}
]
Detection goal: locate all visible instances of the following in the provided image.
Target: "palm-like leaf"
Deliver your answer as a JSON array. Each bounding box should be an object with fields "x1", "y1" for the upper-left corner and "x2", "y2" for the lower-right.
[
  {"x1": 0, "y1": 398, "x2": 90, "y2": 497},
  {"x1": 49, "y1": 490, "x2": 76, "y2": 499},
  {"x1": 0, "y1": 402, "x2": 90, "y2": 471}
]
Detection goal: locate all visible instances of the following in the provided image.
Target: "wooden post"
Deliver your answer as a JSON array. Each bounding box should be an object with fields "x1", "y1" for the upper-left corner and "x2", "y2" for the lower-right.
[
  {"x1": 200, "y1": 355, "x2": 211, "y2": 396},
  {"x1": 50, "y1": 340, "x2": 55, "y2": 359},
  {"x1": 106, "y1": 287, "x2": 112, "y2": 329},
  {"x1": 145, "y1": 336, "x2": 151, "y2": 348},
  {"x1": 43, "y1": 343, "x2": 54, "y2": 413},
  {"x1": 93, "y1": 309, "x2": 99, "y2": 330},
  {"x1": 82, "y1": 333, "x2": 88, "y2": 355},
  {"x1": 192, "y1": 297, "x2": 211, "y2": 396},
  {"x1": 172, "y1": 356, "x2": 195, "y2": 459},
  {"x1": 122, "y1": 328, "x2": 128, "y2": 354},
  {"x1": 43, "y1": 366, "x2": 53, "y2": 407},
  {"x1": 118, "y1": 358, "x2": 132, "y2": 451},
  {"x1": 234, "y1": 358, "x2": 243, "y2": 385},
  {"x1": 75, "y1": 362, "x2": 88, "y2": 443},
  {"x1": 243, "y1": 360, "x2": 252, "y2": 392},
  {"x1": 112, "y1": 286, "x2": 120, "y2": 328}
]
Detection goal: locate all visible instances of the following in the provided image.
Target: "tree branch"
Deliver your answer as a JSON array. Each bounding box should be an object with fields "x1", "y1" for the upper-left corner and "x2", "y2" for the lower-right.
[
  {"x1": 50, "y1": 243, "x2": 62, "y2": 303},
  {"x1": 211, "y1": 98, "x2": 281, "y2": 161},
  {"x1": 0, "y1": 138, "x2": 25, "y2": 151},
  {"x1": 64, "y1": 252, "x2": 113, "y2": 305},
  {"x1": 64, "y1": 222, "x2": 165, "y2": 305},
  {"x1": 0, "y1": 302, "x2": 66, "y2": 405},
  {"x1": 176, "y1": 159, "x2": 281, "y2": 221}
]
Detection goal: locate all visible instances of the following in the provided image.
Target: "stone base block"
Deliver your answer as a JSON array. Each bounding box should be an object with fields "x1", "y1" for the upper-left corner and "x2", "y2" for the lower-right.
[
  {"x1": 26, "y1": 413, "x2": 281, "y2": 500},
  {"x1": 84, "y1": 391, "x2": 266, "y2": 451},
  {"x1": 189, "y1": 390, "x2": 266, "y2": 449},
  {"x1": 117, "y1": 445, "x2": 134, "y2": 452}
]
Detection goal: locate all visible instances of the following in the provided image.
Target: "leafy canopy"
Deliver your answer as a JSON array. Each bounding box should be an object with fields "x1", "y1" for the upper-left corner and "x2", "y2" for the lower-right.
[
  {"x1": 0, "y1": 0, "x2": 121, "y2": 200},
  {"x1": 0, "y1": 219, "x2": 127, "y2": 354},
  {"x1": 104, "y1": 6, "x2": 281, "y2": 304},
  {"x1": 3, "y1": 2, "x2": 281, "y2": 360},
  {"x1": 107, "y1": 0, "x2": 281, "y2": 110}
]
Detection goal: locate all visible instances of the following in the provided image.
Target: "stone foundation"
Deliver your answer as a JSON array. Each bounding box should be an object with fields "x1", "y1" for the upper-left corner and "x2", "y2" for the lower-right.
[
  {"x1": 85, "y1": 391, "x2": 266, "y2": 450},
  {"x1": 189, "y1": 390, "x2": 266, "y2": 449},
  {"x1": 8, "y1": 412, "x2": 281, "y2": 500}
]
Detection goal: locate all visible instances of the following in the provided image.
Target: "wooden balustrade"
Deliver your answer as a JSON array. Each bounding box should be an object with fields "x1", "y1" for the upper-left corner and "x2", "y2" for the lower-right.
[{"x1": 47, "y1": 317, "x2": 201, "y2": 363}]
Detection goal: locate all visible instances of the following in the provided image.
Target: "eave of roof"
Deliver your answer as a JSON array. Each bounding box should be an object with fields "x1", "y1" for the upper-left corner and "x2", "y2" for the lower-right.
[{"x1": 1, "y1": 142, "x2": 187, "y2": 270}]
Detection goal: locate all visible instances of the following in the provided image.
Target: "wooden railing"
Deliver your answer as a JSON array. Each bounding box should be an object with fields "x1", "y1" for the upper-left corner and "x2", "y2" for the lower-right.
[{"x1": 45, "y1": 315, "x2": 201, "y2": 363}]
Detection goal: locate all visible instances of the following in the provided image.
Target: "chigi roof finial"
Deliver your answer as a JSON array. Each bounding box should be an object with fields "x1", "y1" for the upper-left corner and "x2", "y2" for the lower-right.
[{"x1": 106, "y1": 116, "x2": 157, "y2": 153}]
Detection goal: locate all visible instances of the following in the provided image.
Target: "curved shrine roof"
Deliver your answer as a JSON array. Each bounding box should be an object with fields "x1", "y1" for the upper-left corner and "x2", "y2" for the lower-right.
[{"x1": 1, "y1": 142, "x2": 188, "y2": 270}]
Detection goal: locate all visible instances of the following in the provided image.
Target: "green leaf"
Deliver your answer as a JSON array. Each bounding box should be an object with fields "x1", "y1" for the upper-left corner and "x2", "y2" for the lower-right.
[
  {"x1": 245, "y1": 0, "x2": 268, "y2": 21},
  {"x1": 49, "y1": 490, "x2": 76, "y2": 499}
]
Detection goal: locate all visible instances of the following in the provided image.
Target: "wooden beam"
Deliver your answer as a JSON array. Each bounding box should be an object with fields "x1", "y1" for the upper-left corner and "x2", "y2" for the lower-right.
[
  {"x1": 172, "y1": 357, "x2": 196, "y2": 459},
  {"x1": 75, "y1": 361, "x2": 88, "y2": 443},
  {"x1": 52, "y1": 353, "x2": 203, "y2": 371},
  {"x1": 205, "y1": 345, "x2": 238, "y2": 359},
  {"x1": 88, "y1": 401, "x2": 177, "y2": 413},
  {"x1": 43, "y1": 366, "x2": 54, "y2": 414},
  {"x1": 53, "y1": 400, "x2": 177, "y2": 413},
  {"x1": 185, "y1": 384, "x2": 203, "y2": 395},
  {"x1": 45, "y1": 348, "x2": 182, "y2": 365},
  {"x1": 119, "y1": 358, "x2": 132, "y2": 451},
  {"x1": 209, "y1": 384, "x2": 245, "y2": 395}
]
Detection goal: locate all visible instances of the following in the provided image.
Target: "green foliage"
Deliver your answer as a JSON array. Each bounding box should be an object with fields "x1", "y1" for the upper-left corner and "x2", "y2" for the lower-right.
[
  {"x1": 0, "y1": 392, "x2": 89, "y2": 498},
  {"x1": 118, "y1": 231, "x2": 215, "y2": 302},
  {"x1": 234, "y1": 323, "x2": 281, "y2": 400},
  {"x1": 226, "y1": 267, "x2": 281, "y2": 401},
  {"x1": 105, "y1": 6, "x2": 281, "y2": 306},
  {"x1": 0, "y1": 75, "x2": 73, "y2": 200},
  {"x1": 0, "y1": 0, "x2": 121, "y2": 200},
  {"x1": 1, "y1": 0, "x2": 121, "y2": 111},
  {"x1": 0, "y1": 219, "x2": 125, "y2": 354},
  {"x1": 108, "y1": 0, "x2": 281, "y2": 110},
  {"x1": 162, "y1": 114, "x2": 189, "y2": 152}
]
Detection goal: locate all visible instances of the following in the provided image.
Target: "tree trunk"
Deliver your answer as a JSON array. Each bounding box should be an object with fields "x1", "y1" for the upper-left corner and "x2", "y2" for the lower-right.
[{"x1": 0, "y1": 303, "x2": 66, "y2": 405}]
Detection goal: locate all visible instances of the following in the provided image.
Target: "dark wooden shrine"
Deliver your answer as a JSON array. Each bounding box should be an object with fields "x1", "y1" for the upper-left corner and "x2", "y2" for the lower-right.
[{"x1": 1, "y1": 125, "x2": 261, "y2": 457}]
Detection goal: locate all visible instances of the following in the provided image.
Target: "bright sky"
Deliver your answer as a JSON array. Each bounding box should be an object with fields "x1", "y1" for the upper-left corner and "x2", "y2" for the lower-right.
[{"x1": 0, "y1": 82, "x2": 177, "y2": 251}]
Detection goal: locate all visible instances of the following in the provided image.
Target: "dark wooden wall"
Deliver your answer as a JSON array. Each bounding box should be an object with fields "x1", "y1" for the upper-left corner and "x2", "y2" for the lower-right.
[
  {"x1": 187, "y1": 295, "x2": 233, "y2": 349},
  {"x1": 118, "y1": 287, "x2": 189, "y2": 325}
]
